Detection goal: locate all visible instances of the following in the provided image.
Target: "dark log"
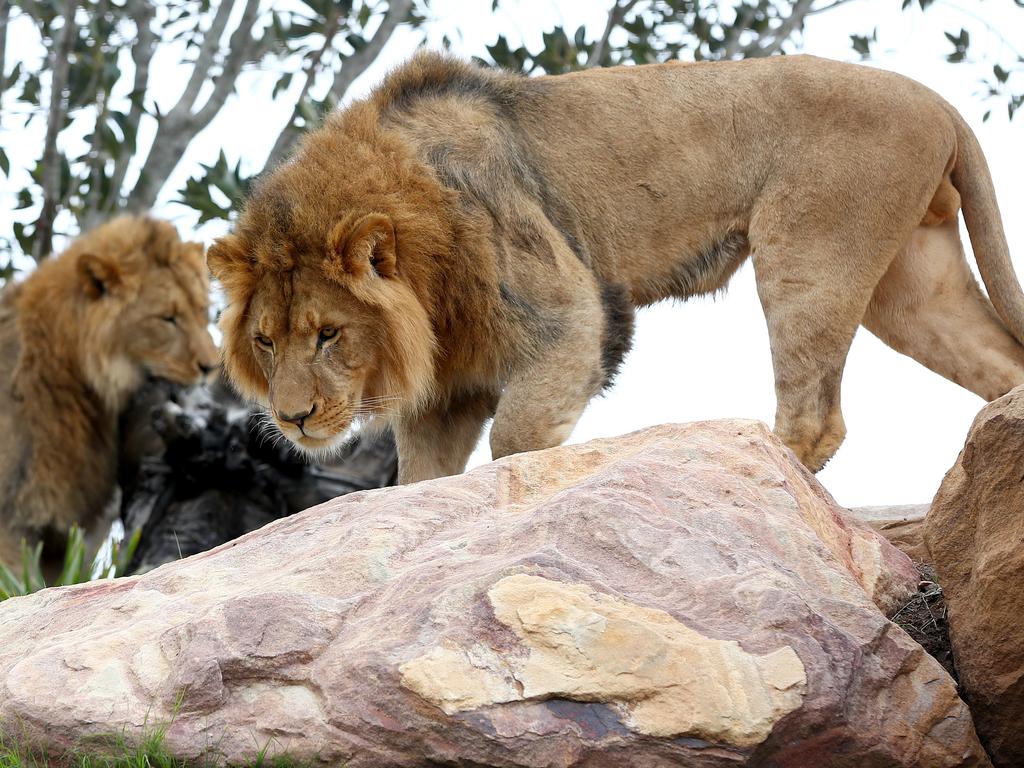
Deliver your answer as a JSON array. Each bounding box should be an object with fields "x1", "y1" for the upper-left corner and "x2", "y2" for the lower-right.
[{"x1": 118, "y1": 378, "x2": 397, "y2": 573}]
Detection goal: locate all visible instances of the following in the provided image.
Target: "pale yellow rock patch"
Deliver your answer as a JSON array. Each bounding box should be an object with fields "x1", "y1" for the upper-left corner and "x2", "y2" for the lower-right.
[
  {"x1": 401, "y1": 574, "x2": 806, "y2": 748},
  {"x1": 400, "y1": 641, "x2": 519, "y2": 712}
]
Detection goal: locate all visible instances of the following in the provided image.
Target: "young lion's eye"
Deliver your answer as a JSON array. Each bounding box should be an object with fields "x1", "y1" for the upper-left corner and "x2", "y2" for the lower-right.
[
  {"x1": 162, "y1": 315, "x2": 178, "y2": 325},
  {"x1": 254, "y1": 334, "x2": 274, "y2": 350},
  {"x1": 318, "y1": 327, "x2": 339, "y2": 346}
]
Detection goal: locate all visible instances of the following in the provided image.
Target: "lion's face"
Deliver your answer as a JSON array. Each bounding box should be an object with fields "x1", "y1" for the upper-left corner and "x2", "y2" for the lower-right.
[
  {"x1": 71, "y1": 217, "x2": 219, "y2": 404},
  {"x1": 210, "y1": 212, "x2": 437, "y2": 457},
  {"x1": 243, "y1": 270, "x2": 388, "y2": 453},
  {"x1": 106, "y1": 261, "x2": 219, "y2": 386}
]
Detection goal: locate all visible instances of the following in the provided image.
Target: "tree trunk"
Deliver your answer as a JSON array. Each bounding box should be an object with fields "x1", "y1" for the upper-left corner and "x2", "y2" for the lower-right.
[{"x1": 33, "y1": 0, "x2": 77, "y2": 261}]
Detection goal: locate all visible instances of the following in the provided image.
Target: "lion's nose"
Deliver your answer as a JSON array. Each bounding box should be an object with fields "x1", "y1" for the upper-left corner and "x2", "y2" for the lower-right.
[{"x1": 277, "y1": 404, "x2": 316, "y2": 426}]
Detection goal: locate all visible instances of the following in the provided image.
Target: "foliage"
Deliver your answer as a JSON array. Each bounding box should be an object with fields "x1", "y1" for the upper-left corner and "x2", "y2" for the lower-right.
[
  {"x1": 480, "y1": 0, "x2": 1024, "y2": 118},
  {"x1": 0, "y1": 0, "x2": 420, "y2": 263},
  {"x1": 176, "y1": 150, "x2": 253, "y2": 226},
  {"x1": 0, "y1": 525, "x2": 140, "y2": 601},
  {"x1": 1, "y1": 0, "x2": 1021, "y2": 274},
  {"x1": 863, "y1": 0, "x2": 1024, "y2": 121},
  {"x1": 484, "y1": 0, "x2": 824, "y2": 74}
]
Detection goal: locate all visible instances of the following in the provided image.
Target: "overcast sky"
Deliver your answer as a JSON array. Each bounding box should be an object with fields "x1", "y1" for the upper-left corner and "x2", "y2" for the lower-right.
[{"x1": 4, "y1": 0, "x2": 1023, "y2": 507}]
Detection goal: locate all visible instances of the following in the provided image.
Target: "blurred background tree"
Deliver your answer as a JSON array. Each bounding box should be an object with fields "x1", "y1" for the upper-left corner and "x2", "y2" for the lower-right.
[
  {"x1": 0, "y1": 0, "x2": 1021, "y2": 278},
  {"x1": 0, "y1": 0, "x2": 419, "y2": 272}
]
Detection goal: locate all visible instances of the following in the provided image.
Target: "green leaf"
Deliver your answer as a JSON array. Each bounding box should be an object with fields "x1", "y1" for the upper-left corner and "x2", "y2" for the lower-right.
[
  {"x1": 944, "y1": 27, "x2": 969, "y2": 63},
  {"x1": 12, "y1": 222, "x2": 34, "y2": 256},
  {"x1": 20, "y1": 73, "x2": 41, "y2": 104},
  {"x1": 4, "y1": 61, "x2": 22, "y2": 89},
  {"x1": 0, "y1": 148, "x2": 9, "y2": 177},
  {"x1": 272, "y1": 71, "x2": 293, "y2": 99},
  {"x1": 57, "y1": 525, "x2": 86, "y2": 586},
  {"x1": 110, "y1": 110, "x2": 138, "y2": 154},
  {"x1": 850, "y1": 34, "x2": 871, "y2": 58}
]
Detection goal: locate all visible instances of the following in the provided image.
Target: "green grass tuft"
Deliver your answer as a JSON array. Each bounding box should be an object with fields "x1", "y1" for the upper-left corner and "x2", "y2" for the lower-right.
[
  {"x1": 0, "y1": 526, "x2": 141, "y2": 601},
  {"x1": 0, "y1": 722, "x2": 312, "y2": 768}
]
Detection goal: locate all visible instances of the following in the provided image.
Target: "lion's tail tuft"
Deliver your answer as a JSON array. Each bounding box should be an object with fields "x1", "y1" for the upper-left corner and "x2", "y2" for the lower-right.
[{"x1": 952, "y1": 111, "x2": 1024, "y2": 346}]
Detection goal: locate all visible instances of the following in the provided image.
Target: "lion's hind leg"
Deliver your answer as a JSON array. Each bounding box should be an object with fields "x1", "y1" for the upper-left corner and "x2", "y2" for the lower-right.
[
  {"x1": 753, "y1": 257, "x2": 865, "y2": 472},
  {"x1": 863, "y1": 221, "x2": 1024, "y2": 401},
  {"x1": 750, "y1": 222, "x2": 911, "y2": 472}
]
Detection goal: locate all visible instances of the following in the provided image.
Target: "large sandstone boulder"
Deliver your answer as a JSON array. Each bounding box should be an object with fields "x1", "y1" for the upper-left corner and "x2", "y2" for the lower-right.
[
  {"x1": 926, "y1": 388, "x2": 1024, "y2": 766},
  {"x1": 0, "y1": 421, "x2": 987, "y2": 767}
]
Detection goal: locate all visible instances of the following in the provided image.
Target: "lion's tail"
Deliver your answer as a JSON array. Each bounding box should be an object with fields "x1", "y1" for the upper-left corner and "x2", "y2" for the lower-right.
[{"x1": 951, "y1": 112, "x2": 1024, "y2": 346}]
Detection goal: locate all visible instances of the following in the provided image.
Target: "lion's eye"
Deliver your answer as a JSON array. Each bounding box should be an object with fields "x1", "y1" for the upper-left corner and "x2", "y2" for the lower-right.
[
  {"x1": 162, "y1": 315, "x2": 177, "y2": 325},
  {"x1": 318, "y1": 327, "x2": 339, "y2": 346},
  {"x1": 254, "y1": 334, "x2": 274, "y2": 350}
]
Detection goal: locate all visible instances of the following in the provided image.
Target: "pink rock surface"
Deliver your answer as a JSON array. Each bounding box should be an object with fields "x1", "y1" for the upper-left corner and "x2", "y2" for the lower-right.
[
  {"x1": 0, "y1": 420, "x2": 986, "y2": 766},
  {"x1": 926, "y1": 387, "x2": 1024, "y2": 767}
]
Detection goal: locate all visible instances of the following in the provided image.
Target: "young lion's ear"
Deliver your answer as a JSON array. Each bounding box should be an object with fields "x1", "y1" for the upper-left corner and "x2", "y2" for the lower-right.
[
  {"x1": 77, "y1": 253, "x2": 122, "y2": 299},
  {"x1": 327, "y1": 213, "x2": 397, "y2": 280}
]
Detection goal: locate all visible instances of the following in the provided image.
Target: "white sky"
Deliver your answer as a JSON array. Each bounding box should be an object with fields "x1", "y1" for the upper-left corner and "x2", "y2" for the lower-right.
[{"x1": 3, "y1": 0, "x2": 1023, "y2": 506}]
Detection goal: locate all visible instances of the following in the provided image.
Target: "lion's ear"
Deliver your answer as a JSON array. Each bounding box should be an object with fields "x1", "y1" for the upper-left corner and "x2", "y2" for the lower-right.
[
  {"x1": 206, "y1": 235, "x2": 250, "y2": 284},
  {"x1": 78, "y1": 253, "x2": 122, "y2": 299},
  {"x1": 328, "y1": 213, "x2": 397, "y2": 280}
]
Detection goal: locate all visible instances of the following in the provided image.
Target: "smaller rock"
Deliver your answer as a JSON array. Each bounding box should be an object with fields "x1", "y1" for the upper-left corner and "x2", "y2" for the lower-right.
[
  {"x1": 852, "y1": 505, "x2": 930, "y2": 562},
  {"x1": 926, "y1": 385, "x2": 1024, "y2": 767}
]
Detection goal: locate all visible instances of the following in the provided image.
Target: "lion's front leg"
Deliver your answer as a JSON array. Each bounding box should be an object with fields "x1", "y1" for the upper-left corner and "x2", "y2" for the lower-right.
[
  {"x1": 489, "y1": 304, "x2": 605, "y2": 463},
  {"x1": 394, "y1": 392, "x2": 497, "y2": 484}
]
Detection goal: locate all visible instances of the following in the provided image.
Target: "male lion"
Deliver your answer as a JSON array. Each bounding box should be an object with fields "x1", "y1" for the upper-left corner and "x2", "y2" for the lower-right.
[
  {"x1": 0, "y1": 216, "x2": 219, "y2": 568},
  {"x1": 209, "y1": 52, "x2": 1024, "y2": 483}
]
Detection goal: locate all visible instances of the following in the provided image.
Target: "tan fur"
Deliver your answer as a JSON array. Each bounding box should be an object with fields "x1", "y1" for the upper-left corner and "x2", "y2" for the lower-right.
[
  {"x1": 210, "y1": 52, "x2": 1024, "y2": 482},
  {"x1": 0, "y1": 216, "x2": 219, "y2": 568}
]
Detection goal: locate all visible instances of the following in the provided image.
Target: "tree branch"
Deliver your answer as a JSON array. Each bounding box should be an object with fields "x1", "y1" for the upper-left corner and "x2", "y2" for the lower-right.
[
  {"x1": 264, "y1": 0, "x2": 414, "y2": 171},
  {"x1": 263, "y1": 7, "x2": 343, "y2": 170},
  {"x1": 0, "y1": 0, "x2": 10, "y2": 131},
  {"x1": 724, "y1": 3, "x2": 758, "y2": 60},
  {"x1": 326, "y1": 0, "x2": 412, "y2": 103},
  {"x1": 81, "y1": 87, "x2": 110, "y2": 227},
  {"x1": 33, "y1": 0, "x2": 77, "y2": 261},
  {"x1": 936, "y1": 0, "x2": 1024, "y2": 61},
  {"x1": 106, "y1": 0, "x2": 156, "y2": 215},
  {"x1": 81, "y1": 0, "x2": 112, "y2": 227},
  {"x1": 588, "y1": 0, "x2": 639, "y2": 68},
  {"x1": 741, "y1": 0, "x2": 816, "y2": 58},
  {"x1": 126, "y1": 0, "x2": 260, "y2": 212},
  {"x1": 173, "y1": 0, "x2": 237, "y2": 118},
  {"x1": 193, "y1": 0, "x2": 261, "y2": 125}
]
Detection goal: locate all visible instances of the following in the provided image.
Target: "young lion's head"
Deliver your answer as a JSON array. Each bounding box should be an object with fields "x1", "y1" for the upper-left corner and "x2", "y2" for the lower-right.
[
  {"x1": 208, "y1": 112, "x2": 450, "y2": 456},
  {"x1": 14, "y1": 215, "x2": 219, "y2": 410}
]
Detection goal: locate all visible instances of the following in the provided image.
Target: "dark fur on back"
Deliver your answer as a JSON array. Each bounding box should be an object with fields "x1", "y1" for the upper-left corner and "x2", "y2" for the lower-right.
[
  {"x1": 376, "y1": 52, "x2": 522, "y2": 115},
  {"x1": 383, "y1": 54, "x2": 592, "y2": 266},
  {"x1": 375, "y1": 52, "x2": 618, "y2": 379}
]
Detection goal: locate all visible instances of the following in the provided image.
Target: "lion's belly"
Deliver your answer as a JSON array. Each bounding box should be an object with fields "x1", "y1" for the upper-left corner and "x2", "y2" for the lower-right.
[{"x1": 619, "y1": 232, "x2": 751, "y2": 307}]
